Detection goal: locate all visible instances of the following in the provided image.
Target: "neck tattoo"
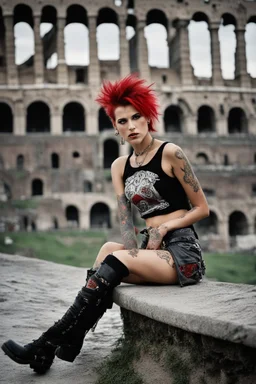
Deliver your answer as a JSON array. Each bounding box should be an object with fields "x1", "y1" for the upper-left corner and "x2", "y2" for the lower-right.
[{"x1": 134, "y1": 137, "x2": 155, "y2": 167}]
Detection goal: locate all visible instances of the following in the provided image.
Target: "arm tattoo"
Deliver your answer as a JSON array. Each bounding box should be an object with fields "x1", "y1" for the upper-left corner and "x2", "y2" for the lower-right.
[
  {"x1": 147, "y1": 227, "x2": 162, "y2": 249},
  {"x1": 117, "y1": 194, "x2": 137, "y2": 249},
  {"x1": 175, "y1": 149, "x2": 200, "y2": 192},
  {"x1": 128, "y1": 248, "x2": 139, "y2": 258},
  {"x1": 155, "y1": 250, "x2": 175, "y2": 268}
]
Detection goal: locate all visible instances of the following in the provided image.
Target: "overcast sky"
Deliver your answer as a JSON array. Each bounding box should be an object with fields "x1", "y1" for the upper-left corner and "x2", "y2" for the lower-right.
[{"x1": 15, "y1": 21, "x2": 256, "y2": 79}]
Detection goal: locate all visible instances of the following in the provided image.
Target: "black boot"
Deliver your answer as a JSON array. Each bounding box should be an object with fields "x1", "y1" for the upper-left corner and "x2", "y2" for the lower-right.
[
  {"x1": 1, "y1": 268, "x2": 97, "y2": 373},
  {"x1": 1, "y1": 255, "x2": 128, "y2": 368}
]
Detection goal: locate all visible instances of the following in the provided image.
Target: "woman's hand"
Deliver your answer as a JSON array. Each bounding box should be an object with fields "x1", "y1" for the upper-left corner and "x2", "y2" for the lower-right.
[{"x1": 146, "y1": 225, "x2": 168, "y2": 250}]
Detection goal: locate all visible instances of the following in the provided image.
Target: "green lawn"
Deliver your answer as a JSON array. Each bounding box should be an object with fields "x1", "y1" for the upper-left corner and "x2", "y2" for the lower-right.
[
  {"x1": 203, "y1": 252, "x2": 256, "y2": 285},
  {"x1": 0, "y1": 231, "x2": 255, "y2": 284},
  {"x1": 0, "y1": 231, "x2": 107, "y2": 268}
]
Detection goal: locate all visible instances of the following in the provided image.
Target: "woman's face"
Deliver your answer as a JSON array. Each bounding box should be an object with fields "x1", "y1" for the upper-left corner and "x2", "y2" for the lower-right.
[{"x1": 113, "y1": 105, "x2": 149, "y2": 144}]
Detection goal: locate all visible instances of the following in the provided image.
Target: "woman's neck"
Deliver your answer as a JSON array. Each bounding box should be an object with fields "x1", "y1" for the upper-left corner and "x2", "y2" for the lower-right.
[{"x1": 132, "y1": 134, "x2": 153, "y2": 155}]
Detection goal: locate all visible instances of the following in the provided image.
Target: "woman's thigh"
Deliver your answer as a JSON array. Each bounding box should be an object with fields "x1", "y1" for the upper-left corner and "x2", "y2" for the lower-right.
[{"x1": 112, "y1": 249, "x2": 178, "y2": 285}]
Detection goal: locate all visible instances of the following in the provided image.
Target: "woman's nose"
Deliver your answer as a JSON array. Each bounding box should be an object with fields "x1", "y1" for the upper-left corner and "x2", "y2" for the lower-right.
[{"x1": 128, "y1": 123, "x2": 135, "y2": 131}]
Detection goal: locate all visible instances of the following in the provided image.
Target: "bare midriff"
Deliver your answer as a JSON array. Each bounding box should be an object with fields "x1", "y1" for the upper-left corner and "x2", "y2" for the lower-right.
[{"x1": 145, "y1": 209, "x2": 188, "y2": 229}]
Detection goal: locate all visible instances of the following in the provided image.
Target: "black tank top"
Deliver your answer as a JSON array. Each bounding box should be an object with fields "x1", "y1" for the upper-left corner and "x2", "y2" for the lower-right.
[{"x1": 123, "y1": 142, "x2": 191, "y2": 219}]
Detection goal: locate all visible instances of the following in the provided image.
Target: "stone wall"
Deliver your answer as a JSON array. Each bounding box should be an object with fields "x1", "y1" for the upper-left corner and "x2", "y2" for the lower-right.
[{"x1": 112, "y1": 281, "x2": 256, "y2": 384}]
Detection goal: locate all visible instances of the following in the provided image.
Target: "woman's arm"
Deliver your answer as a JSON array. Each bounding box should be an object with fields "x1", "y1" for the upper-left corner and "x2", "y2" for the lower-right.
[
  {"x1": 111, "y1": 157, "x2": 138, "y2": 249},
  {"x1": 158, "y1": 144, "x2": 209, "y2": 236}
]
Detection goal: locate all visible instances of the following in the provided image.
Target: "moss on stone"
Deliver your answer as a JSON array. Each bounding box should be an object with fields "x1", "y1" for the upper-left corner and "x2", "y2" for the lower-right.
[{"x1": 96, "y1": 337, "x2": 143, "y2": 384}]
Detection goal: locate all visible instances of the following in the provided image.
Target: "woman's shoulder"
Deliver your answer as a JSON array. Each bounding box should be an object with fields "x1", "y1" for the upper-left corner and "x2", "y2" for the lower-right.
[
  {"x1": 111, "y1": 155, "x2": 129, "y2": 173},
  {"x1": 162, "y1": 142, "x2": 182, "y2": 157}
]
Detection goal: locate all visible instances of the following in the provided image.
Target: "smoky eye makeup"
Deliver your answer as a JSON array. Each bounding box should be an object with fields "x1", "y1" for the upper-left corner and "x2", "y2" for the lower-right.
[
  {"x1": 133, "y1": 113, "x2": 141, "y2": 119},
  {"x1": 117, "y1": 118, "x2": 127, "y2": 124}
]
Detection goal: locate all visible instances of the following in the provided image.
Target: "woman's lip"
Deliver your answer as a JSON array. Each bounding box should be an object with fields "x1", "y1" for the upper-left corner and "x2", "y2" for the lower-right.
[{"x1": 129, "y1": 133, "x2": 138, "y2": 137}]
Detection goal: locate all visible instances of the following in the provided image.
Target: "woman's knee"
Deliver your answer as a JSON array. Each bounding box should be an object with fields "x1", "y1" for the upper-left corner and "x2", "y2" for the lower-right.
[{"x1": 96, "y1": 242, "x2": 124, "y2": 261}]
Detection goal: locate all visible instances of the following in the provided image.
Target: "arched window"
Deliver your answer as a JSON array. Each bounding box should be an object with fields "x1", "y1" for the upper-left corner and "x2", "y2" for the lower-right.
[
  {"x1": 66, "y1": 205, "x2": 79, "y2": 227},
  {"x1": 27, "y1": 102, "x2": 50, "y2": 133},
  {"x1": 196, "y1": 152, "x2": 209, "y2": 164},
  {"x1": 17, "y1": 154, "x2": 24, "y2": 170},
  {"x1": 104, "y1": 139, "x2": 119, "y2": 168},
  {"x1": 63, "y1": 102, "x2": 85, "y2": 132},
  {"x1": 90, "y1": 203, "x2": 111, "y2": 228},
  {"x1": 229, "y1": 211, "x2": 248, "y2": 236},
  {"x1": 51, "y1": 153, "x2": 59, "y2": 168},
  {"x1": 99, "y1": 108, "x2": 112, "y2": 132},
  {"x1": 228, "y1": 108, "x2": 247, "y2": 134},
  {"x1": 0, "y1": 103, "x2": 13, "y2": 133},
  {"x1": 31, "y1": 179, "x2": 43, "y2": 196},
  {"x1": 164, "y1": 106, "x2": 182, "y2": 133},
  {"x1": 84, "y1": 180, "x2": 92, "y2": 193},
  {"x1": 195, "y1": 210, "x2": 218, "y2": 235},
  {"x1": 197, "y1": 106, "x2": 215, "y2": 133}
]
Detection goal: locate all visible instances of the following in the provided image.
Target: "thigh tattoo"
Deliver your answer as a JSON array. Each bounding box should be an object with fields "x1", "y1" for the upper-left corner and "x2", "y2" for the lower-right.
[
  {"x1": 155, "y1": 250, "x2": 175, "y2": 268},
  {"x1": 128, "y1": 248, "x2": 139, "y2": 258}
]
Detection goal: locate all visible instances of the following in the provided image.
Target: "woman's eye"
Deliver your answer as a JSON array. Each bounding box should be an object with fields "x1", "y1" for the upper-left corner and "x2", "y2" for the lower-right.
[
  {"x1": 118, "y1": 119, "x2": 126, "y2": 124},
  {"x1": 133, "y1": 114, "x2": 140, "y2": 120}
]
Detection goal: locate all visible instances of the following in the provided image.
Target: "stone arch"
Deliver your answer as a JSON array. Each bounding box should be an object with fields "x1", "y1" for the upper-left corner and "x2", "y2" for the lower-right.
[
  {"x1": 195, "y1": 210, "x2": 218, "y2": 235},
  {"x1": 189, "y1": 12, "x2": 211, "y2": 78},
  {"x1": 97, "y1": 7, "x2": 119, "y2": 61},
  {"x1": 164, "y1": 105, "x2": 183, "y2": 133},
  {"x1": 66, "y1": 205, "x2": 79, "y2": 227},
  {"x1": 0, "y1": 102, "x2": 13, "y2": 133},
  {"x1": 197, "y1": 105, "x2": 215, "y2": 133},
  {"x1": 104, "y1": 139, "x2": 119, "y2": 168},
  {"x1": 14, "y1": 4, "x2": 34, "y2": 66},
  {"x1": 229, "y1": 210, "x2": 249, "y2": 236},
  {"x1": 145, "y1": 9, "x2": 169, "y2": 68},
  {"x1": 16, "y1": 154, "x2": 25, "y2": 170},
  {"x1": 90, "y1": 202, "x2": 111, "y2": 228},
  {"x1": 99, "y1": 108, "x2": 112, "y2": 132},
  {"x1": 245, "y1": 16, "x2": 256, "y2": 78},
  {"x1": 63, "y1": 102, "x2": 85, "y2": 132},
  {"x1": 228, "y1": 107, "x2": 248, "y2": 134},
  {"x1": 27, "y1": 101, "x2": 50, "y2": 133},
  {"x1": 31, "y1": 178, "x2": 43, "y2": 196},
  {"x1": 219, "y1": 13, "x2": 237, "y2": 79},
  {"x1": 196, "y1": 152, "x2": 209, "y2": 165},
  {"x1": 41, "y1": 5, "x2": 57, "y2": 68},
  {"x1": 65, "y1": 4, "x2": 89, "y2": 66},
  {"x1": 51, "y1": 153, "x2": 59, "y2": 169}
]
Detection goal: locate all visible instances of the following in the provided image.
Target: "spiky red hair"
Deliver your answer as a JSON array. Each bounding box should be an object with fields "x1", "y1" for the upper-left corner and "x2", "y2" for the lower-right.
[{"x1": 95, "y1": 74, "x2": 159, "y2": 132}]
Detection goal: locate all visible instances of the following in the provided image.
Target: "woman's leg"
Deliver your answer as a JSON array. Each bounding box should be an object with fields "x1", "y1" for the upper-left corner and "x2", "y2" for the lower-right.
[
  {"x1": 110, "y1": 249, "x2": 178, "y2": 284},
  {"x1": 93, "y1": 242, "x2": 152, "y2": 284}
]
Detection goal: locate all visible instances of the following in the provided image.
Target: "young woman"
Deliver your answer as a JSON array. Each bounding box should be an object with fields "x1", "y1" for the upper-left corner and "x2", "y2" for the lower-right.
[{"x1": 1, "y1": 75, "x2": 209, "y2": 373}]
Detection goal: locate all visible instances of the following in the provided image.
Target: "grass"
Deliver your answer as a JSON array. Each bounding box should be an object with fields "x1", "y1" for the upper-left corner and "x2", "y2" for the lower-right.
[
  {"x1": 0, "y1": 199, "x2": 39, "y2": 209},
  {"x1": 96, "y1": 337, "x2": 143, "y2": 384},
  {"x1": 0, "y1": 231, "x2": 255, "y2": 284},
  {"x1": 204, "y1": 252, "x2": 256, "y2": 284},
  {"x1": 0, "y1": 230, "x2": 107, "y2": 268}
]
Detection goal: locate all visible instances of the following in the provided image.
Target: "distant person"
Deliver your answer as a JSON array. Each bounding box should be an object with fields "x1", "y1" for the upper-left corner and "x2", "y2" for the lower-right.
[{"x1": 1, "y1": 75, "x2": 209, "y2": 373}]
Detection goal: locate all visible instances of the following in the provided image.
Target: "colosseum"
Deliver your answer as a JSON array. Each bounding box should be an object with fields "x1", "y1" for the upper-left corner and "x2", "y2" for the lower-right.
[{"x1": 0, "y1": 0, "x2": 255, "y2": 251}]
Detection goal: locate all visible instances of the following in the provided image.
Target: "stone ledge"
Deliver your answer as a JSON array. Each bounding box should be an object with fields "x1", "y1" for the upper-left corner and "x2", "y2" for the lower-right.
[{"x1": 113, "y1": 280, "x2": 256, "y2": 348}]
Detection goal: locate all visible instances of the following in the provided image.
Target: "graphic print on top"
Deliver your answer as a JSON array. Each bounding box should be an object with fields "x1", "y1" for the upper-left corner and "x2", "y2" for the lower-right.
[{"x1": 124, "y1": 170, "x2": 170, "y2": 217}]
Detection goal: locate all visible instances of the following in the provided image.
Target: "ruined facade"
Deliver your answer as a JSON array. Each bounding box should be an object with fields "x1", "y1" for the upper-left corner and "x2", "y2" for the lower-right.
[{"x1": 0, "y1": 0, "x2": 256, "y2": 250}]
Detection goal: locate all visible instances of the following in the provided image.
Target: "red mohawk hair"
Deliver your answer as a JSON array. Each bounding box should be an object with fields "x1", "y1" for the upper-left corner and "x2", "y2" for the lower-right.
[{"x1": 95, "y1": 74, "x2": 159, "y2": 132}]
